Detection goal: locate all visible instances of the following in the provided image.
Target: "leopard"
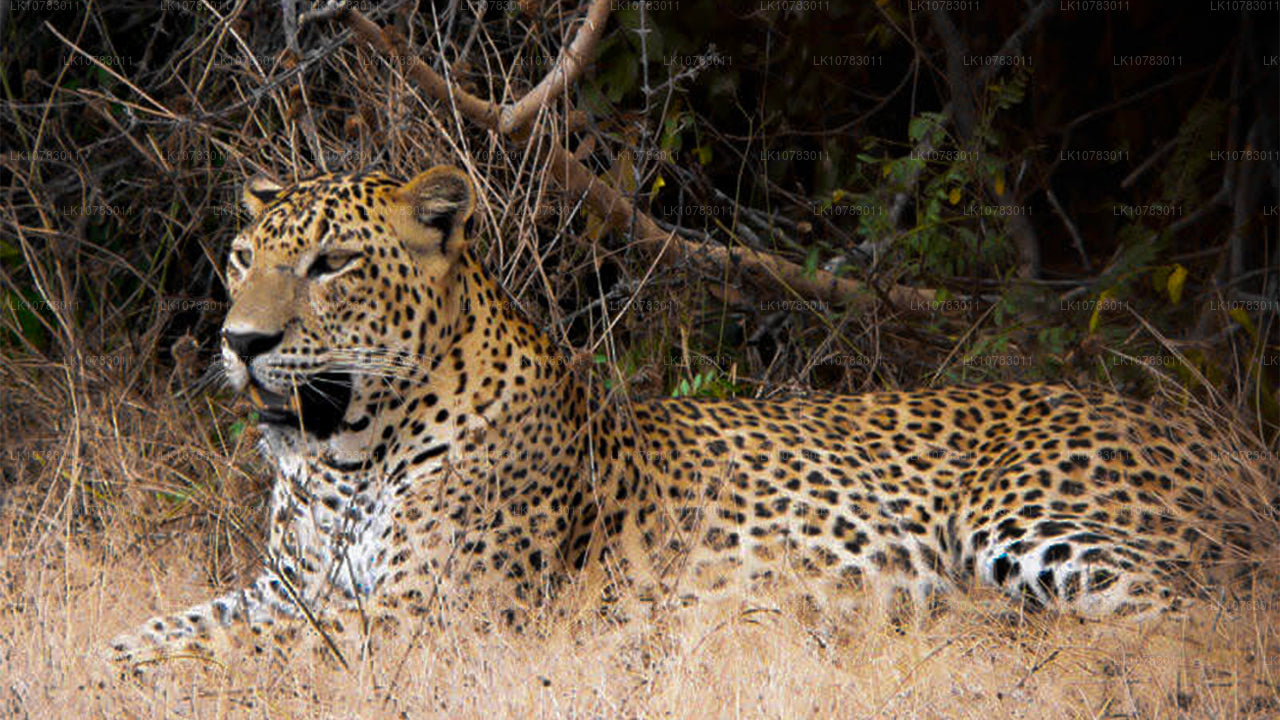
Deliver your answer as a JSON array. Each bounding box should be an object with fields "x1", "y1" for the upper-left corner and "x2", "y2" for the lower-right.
[{"x1": 107, "y1": 165, "x2": 1276, "y2": 669}]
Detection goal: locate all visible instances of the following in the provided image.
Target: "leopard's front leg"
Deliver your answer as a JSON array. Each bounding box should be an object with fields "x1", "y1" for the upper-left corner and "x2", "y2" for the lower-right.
[
  {"x1": 106, "y1": 456, "x2": 389, "y2": 672},
  {"x1": 106, "y1": 569, "x2": 312, "y2": 668}
]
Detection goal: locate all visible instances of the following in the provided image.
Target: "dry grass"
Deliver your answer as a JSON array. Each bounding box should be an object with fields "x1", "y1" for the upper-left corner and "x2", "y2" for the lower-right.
[
  {"x1": 5, "y1": 539, "x2": 1280, "y2": 719},
  {"x1": 4, "y1": 4, "x2": 1280, "y2": 718},
  {"x1": 1, "y1": 368, "x2": 1279, "y2": 719}
]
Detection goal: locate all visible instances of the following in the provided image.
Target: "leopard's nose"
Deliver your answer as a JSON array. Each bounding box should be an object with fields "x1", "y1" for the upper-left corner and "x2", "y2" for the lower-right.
[{"x1": 222, "y1": 329, "x2": 283, "y2": 363}]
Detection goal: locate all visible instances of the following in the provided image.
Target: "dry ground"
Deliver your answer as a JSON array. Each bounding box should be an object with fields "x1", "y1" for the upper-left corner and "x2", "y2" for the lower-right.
[{"x1": 2, "y1": 371, "x2": 1280, "y2": 720}]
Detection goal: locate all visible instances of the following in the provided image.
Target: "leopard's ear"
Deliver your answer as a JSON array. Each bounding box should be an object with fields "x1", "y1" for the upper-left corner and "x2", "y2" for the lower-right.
[
  {"x1": 243, "y1": 176, "x2": 284, "y2": 218},
  {"x1": 392, "y1": 166, "x2": 476, "y2": 257}
]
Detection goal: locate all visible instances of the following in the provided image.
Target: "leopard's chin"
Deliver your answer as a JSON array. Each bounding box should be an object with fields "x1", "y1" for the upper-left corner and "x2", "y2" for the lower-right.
[{"x1": 247, "y1": 371, "x2": 353, "y2": 440}]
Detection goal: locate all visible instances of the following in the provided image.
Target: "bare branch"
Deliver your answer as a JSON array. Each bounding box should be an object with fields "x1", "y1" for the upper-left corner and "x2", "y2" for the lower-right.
[
  {"x1": 299, "y1": 0, "x2": 349, "y2": 26},
  {"x1": 282, "y1": 0, "x2": 300, "y2": 54},
  {"x1": 343, "y1": 7, "x2": 500, "y2": 128},
  {"x1": 1045, "y1": 185, "x2": 1091, "y2": 272},
  {"x1": 341, "y1": 5, "x2": 941, "y2": 314},
  {"x1": 499, "y1": 0, "x2": 611, "y2": 135}
]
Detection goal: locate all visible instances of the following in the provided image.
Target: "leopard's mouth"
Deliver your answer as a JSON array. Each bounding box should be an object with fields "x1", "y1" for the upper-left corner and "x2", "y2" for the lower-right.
[{"x1": 246, "y1": 371, "x2": 353, "y2": 440}]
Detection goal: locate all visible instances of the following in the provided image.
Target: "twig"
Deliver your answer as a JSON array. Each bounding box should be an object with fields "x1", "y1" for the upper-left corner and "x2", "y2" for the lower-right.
[
  {"x1": 340, "y1": 4, "x2": 942, "y2": 314},
  {"x1": 282, "y1": 0, "x2": 300, "y2": 54},
  {"x1": 1049, "y1": 74, "x2": 1220, "y2": 207},
  {"x1": 454, "y1": 3, "x2": 486, "y2": 66},
  {"x1": 651, "y1": 217, "x2": 717, "y2": 246},
  {"x1": 1045, "y1": 185, "x2": 1091, "y2": 271},
  {"x1": 43, "y1": 23, "x2": 177, "y2": 121},
  {"x1": 344, "y1": 8, "x2": 499, "y2": 126},
  {"x1": 1013, "y1": 648, "x2": 1060, "y2": 690},
  {"x1": 868, "y1": 638, "x2": 956, "y2": 718},
  {"x1": 557, "y1": 278, "x2": 640, "y2": 329},
  {"x1": 928, "y1": 301, "x2": 998, "y2": 386},
  {"x1": 1120, "y1": 135, "x2": 1179, "y2": 190},
  {"x1": 299, "y1": 0, "x2": 349, "y2": 25}
]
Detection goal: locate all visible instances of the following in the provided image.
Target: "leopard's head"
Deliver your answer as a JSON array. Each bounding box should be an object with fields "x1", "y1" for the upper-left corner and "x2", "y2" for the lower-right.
[{"x1": 221, "y1": 166, "x2": 476, "y2": 440}]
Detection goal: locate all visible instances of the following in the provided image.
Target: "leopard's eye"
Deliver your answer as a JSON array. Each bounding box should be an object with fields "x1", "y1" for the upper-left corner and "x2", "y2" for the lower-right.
[
  {"x1": 233, "y1": 248, "x2": 252, "y2": 268},
  {"x1": 306, "y1": 250, "x2": 359, "y2": 279}
]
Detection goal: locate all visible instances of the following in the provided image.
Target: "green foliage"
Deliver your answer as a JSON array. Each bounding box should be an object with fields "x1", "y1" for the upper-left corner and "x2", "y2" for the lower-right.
[
  {"x1": 835, "y1": 79, "x2": 1036, "y2": 280},
  {"x1": 1160, "y1": 99, "x2": 1226, "y2": 205},
  {"x1": 581, "y1": 41, "x2": 639, "y2": 113},
  {"x1": 1035, "y1": 325, "x2": 1071, "y2": 359},
  {"x1": 670, "y1": 368, "x2": 736, "y2": 399},
  {"x1": 581, "y1": 5, "x2": 666, "y2": 116},
  {"x1": 907, "y1": 112, "x2": 947, "y2": 144},
  {"x1": 659, "y1": 105, "x2": 693, "y2": 155},
  {"x1": 0, "y1": 290, "x2": 49, "y2": 351},
  {"x1": 986, "y1": 66, "x2": 1029, "y2": 112}
]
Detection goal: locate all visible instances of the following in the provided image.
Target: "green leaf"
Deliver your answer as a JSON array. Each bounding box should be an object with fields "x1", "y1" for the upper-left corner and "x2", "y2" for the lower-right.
[
  {"x1": 907, "y1": 115, "x2": 932, "y2": 143},
  {"x1": 1088, "y1": 288, "x2": 1114, "y2": 334},
  {"x1": 0, "y1": 240, "x2": 21, "y2": 264},
  {"x1": 1166, "y1": 264, "x2": 1187, "y2": 305},
  {"x1": 660, "y1": 111, "x2": 689, "y2": 153},
  {"x1": 616, "y1": 6, "x2": 664, "y2": 61},
  {"x1": 1, "y1": 291, "x2": 48, "y2": 350},
  {"x1": 907, "y1": 112, "x2": 946, "y2": 143},
  {"x1": 1230, "y1": 307, "x2": 1257, "y2": 342},
  {"x1": 579, "y1": 81, "x2": 612, "y2": 118},
  {"x1": 1151, "y1": 265, "x2": 1173, "y2": 293},
  {"x1": 804, "y1": 246, "x2": 820, "y2": 277}
]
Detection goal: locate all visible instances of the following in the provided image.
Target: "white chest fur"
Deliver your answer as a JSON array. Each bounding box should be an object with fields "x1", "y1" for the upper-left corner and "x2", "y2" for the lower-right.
[{"x1": 259, "y1": 427, "x2": 398, "y2": 609}]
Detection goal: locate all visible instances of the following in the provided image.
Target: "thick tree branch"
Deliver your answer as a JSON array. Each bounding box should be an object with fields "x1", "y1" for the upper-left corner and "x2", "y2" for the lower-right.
[
  {"x1": 341, "y1": 5, "x2": 939, "y2": 314},
  {"x1": 499, "y1": 0, "x2": 610, "y2": 135},
  {"x1": 344, "y1": 7, "x2": 500, "y2": 127}
]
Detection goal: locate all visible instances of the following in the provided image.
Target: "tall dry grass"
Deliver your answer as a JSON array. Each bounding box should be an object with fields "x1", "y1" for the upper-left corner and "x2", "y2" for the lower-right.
[
  {"x1": 1, "y1": 347, "x2": 1278, "y2": 718},
  {"x1": 4, "y1": 466, "x2": 1280, "y2": 719},
  {"x1": 3, "y1": 2, "x2": 1280, "y2": 718}
]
